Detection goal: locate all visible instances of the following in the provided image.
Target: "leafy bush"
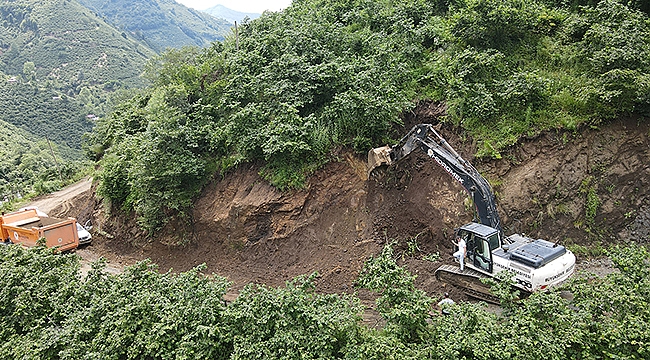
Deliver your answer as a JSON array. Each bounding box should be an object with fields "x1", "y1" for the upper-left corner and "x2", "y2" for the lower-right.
[
  {"x1": 227, "y1": 273, "x2": 363, "y2": 359},
  {"x1": 0, "y1": 245, "x2": 80, "y2": 358},
  {"x1": 57, "y1": 261, "x2": 232, "y2": 359},
  {"x1": 449, "y1": 0, "x2": 558, "y2": 49},
  {"x1": 566, "y1": 244, "x2": 650, "y2": 358},
  {"x1": 356, "y1": 243, "x2": 434, "y2": 343},
  {"x1": 1, "y1": 242, "x2": 650, "y2": 358},
  {"x1": 578, "y1": 0, "x2": 650, "y2": 115}
]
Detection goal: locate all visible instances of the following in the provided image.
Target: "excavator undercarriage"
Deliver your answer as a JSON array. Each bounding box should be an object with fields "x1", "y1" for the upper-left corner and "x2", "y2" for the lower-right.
[{"x1": 435, "y1": 265, "x2": 501, "y2": 304}]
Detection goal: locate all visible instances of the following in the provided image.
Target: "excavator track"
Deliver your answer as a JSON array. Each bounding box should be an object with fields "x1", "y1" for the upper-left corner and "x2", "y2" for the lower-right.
[{"x1": 435, "y1": 265, "x2": 501, "y2": 304}]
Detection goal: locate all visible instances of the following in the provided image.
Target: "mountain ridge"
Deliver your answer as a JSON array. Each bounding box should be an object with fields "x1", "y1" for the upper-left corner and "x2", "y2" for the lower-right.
[
  {"x1": 201, "y1": 4, "x2": 260, "y2": 24},
  {"x1": 77, "y1": 0, "x2": 232, "y2": 52}
]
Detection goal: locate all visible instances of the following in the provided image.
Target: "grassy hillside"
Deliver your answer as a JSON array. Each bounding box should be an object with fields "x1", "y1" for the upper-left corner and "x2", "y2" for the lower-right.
[
  {"x1": 78, "y1": 0, "x2": 232, "y2": 52},
  {"x1": 90, "y1": 0, "x2": 650, "y2": 232},
  {"x1": 0, "y1": 0, "x2": 158, "y2": 203}
]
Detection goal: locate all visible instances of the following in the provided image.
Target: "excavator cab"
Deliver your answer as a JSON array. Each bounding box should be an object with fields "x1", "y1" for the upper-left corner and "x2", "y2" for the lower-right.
[{"x1": 457, "y1": 223, "x2": 501, "y2": 274}]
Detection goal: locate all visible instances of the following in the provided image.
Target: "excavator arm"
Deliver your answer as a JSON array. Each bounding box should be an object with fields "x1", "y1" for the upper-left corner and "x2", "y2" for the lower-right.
[{"x1": 368, "y1": 124, "x2": 503, "y2": 237}]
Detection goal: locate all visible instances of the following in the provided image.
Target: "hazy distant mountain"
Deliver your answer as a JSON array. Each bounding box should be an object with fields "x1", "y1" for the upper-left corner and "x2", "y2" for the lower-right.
[
  {"x1": 78, "y1": 0, "x2": 232, "y2": 52},
  {"x1": 202, "y1": 4, "x2": 260, "y2": 24}
]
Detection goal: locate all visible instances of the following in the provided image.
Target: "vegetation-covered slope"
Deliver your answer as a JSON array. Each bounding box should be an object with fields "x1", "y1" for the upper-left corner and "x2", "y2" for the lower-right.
[
  {"x1": 0, "y1": 0, "x2": 157, "y2": 148},
  {"x1": 89, "y1": 0, "x2": 650, "y2": 232},
  {"x1": 0, "y1": 0, "x2": 158, "y2": 203},
  {"x1": 0, "y1": 0, "x2": 154, "y2": 89},
  {"x1": 1, "y1": 242, "x2": 649, "y2": 359},
  {"x1": 78, "y1": 0, "x2": 232, "y2": 52},
  {"x1": 0, "y1": 80, "x2": 93, "y2": 149},
  {"x1": 0, "y1": 117, "x2": 86, "y2": 202},
  {"x1": 0, "y1": 70, "x2": 96, "y2": 204}
]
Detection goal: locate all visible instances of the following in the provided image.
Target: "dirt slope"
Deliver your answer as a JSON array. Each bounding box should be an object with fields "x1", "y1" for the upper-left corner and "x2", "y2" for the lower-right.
[
  {"x1": 491, "y1": 119, "x2": 650, "y2": 244},
  {"x1": 48, "y1": 107, "x2": 650, "y2": 302}
]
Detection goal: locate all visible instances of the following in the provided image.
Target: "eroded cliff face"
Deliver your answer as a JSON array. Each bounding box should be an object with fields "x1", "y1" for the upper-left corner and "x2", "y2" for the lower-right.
[
  {"x1": 491, "y1": 118, "x2": 650, "y2": 244},
  {"x1": 53, "y1": 110, "x2": 650, "y2": 299}
]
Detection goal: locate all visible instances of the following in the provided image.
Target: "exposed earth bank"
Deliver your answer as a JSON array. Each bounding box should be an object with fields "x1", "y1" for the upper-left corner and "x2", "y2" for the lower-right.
[{"x1": 46, "y1": 107, "x2": 650, "y2": 303}]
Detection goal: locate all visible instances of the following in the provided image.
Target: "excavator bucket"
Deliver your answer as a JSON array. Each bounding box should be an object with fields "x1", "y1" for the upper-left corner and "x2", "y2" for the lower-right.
[{"x1": 367, "y1": 146, "x2": 393, "y2": 178}]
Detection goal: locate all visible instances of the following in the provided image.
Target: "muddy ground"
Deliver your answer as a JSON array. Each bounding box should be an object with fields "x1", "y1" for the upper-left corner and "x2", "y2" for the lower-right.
[{"x1": 45, "y1": 104, "x2": 650, "y2": 304}]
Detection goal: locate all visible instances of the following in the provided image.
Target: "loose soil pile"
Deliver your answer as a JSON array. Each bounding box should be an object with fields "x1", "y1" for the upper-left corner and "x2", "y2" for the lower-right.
[{"x1": 47, "y1": 104, "x2": 650, "y2": 304}]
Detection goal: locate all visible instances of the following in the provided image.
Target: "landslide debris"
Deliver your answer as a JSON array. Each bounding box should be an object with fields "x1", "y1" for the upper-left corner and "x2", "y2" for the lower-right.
[{"x1": 49, "y1": 108, "x2": 650, "y2": 301}]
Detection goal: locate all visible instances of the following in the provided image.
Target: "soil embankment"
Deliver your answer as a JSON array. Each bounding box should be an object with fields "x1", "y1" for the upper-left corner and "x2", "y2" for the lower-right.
[{"x1": 45, "y1": 109, "x2": 650, "y2": 302}]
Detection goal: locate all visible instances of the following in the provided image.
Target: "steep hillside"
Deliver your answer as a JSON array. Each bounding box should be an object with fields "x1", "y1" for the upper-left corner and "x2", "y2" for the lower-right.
[
  {"x1": 0, "y1": 79, "x2": 93, "y2": 149},
  {"x1": 78, "y1": 0, "x2": 232, "y2": 52},
  {"x1": 11, "y1": 0, "x2": 649, "y2": 357},
  {"x1": 0, "y1": 0, "x2": 154, "y2": 89},
  {"x1": 0, "y1": 0, "x2": 172, "y2": 202},
  {"x1": 0, "y1": 0, "x2": 155, "y2": 153},
  {"x1": 57, "y1": 108, "x2": 650, "y2": 301},
  {"x1": 0, "y1": 118, "x2": 85, "y2": 202},
  {"x1": 88, "y1": 0, "x2": 650, "y2": 235}
]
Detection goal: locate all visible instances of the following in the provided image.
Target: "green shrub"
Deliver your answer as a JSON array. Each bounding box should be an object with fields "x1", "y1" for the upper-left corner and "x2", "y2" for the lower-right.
[
  {"x1": 2, "y1": 241, "x2": 650, "y2": 358},
  {"x1": 356, "y1": 243, "x2": 434, "y2": 343}
]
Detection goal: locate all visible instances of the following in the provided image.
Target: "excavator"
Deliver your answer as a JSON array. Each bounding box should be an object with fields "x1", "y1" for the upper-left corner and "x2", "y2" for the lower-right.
[{"x1": 368, "y1": 124, "x2": 575, "y2": 302}]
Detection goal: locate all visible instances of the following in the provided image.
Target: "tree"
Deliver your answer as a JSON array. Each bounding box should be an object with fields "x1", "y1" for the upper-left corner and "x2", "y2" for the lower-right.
[{"x1": 22, "y1": 61, "x2": 35, "y2": 82}]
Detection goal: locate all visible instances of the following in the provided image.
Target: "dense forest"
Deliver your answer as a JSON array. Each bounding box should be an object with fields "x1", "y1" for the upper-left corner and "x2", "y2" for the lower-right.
[
  {"x1": 1, "y1": 240, "x2": 648, "y2": 359},
  {"x1": 88, "y1": 0, "x2": 650, "y2": 232}
]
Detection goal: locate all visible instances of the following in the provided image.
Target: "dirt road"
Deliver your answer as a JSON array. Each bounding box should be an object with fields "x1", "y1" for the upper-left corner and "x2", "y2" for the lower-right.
[
  {"x1": 27, "y1": 177, "x2": 93, "y2": 214},
  {"x1": 26, "y1": 177, "x2": 124, "y2": 275}
]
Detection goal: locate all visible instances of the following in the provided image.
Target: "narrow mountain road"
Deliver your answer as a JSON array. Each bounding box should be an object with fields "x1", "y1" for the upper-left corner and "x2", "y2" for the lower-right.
[{"x1": 26, "y1": 177, "x2": 93, "y2": 214}]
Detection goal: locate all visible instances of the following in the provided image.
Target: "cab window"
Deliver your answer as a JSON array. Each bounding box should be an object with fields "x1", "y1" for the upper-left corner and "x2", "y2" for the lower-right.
[{"x1": 487, "y1": 233, "x2": 500, "y2": 251}]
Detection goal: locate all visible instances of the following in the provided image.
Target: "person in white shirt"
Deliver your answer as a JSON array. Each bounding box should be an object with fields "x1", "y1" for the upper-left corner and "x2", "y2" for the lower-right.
[
  {"x1": 453, "y1": 236, "x2": 466, "y2": 271},
  {"x1": 437, "y1": 292, "x2": 455, "y2": 315}
]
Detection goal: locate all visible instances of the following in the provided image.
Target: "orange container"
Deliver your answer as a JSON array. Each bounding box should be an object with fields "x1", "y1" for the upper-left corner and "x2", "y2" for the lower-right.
[{"x1": 1, "y1": 209, "x2": 79, "y2": 252}]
